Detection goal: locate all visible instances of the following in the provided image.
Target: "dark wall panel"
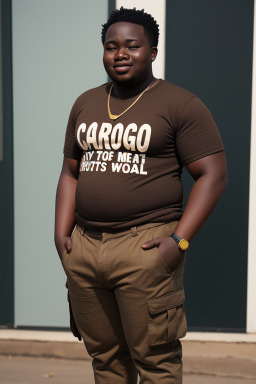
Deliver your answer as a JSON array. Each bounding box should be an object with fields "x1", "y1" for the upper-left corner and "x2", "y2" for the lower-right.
[
  {"x1": 165, "y1": 0, "x2": 254, "y2": 331},
  {"x1": 108, "y1": 0, "x2": 116, "y2": 15},
  {"x1": 0, "y1": 0, "x2": 14, "y2": 326}
]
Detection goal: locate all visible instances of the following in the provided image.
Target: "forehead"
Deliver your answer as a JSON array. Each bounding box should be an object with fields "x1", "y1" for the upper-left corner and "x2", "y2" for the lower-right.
[{"x1": 105, "y1": 22, "x2": 147, "y2": 43}]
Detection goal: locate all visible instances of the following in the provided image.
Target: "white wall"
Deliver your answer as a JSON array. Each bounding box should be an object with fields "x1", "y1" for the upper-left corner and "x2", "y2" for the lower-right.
[{"x1": 12, "y1": 0, "x2": 108, "y2": 326}]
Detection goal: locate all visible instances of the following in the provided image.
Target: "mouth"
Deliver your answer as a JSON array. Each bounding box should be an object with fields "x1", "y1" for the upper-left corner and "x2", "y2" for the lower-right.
[{"x1": 113, "y1": 64, "x2": 133, "y2": 73}]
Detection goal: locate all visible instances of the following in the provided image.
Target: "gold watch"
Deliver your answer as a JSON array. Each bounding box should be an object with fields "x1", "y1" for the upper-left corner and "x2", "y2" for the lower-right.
[{"x1": 170, "y1": 233, "x2": 189, "y2": 252}]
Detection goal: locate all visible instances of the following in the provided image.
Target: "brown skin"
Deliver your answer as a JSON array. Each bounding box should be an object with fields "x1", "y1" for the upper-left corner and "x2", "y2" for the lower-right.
[{"x1": 55, "y1": 21, "x2": 228, "y2": 271}]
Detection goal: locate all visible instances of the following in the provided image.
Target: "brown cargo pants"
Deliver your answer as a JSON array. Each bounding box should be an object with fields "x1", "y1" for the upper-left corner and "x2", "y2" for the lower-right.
[{"x1": 62, "y1": 221, "x2": 187, "y2": 384}]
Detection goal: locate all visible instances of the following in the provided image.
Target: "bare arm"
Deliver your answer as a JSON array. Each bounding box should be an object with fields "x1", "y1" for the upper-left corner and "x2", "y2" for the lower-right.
[
  {"x1": 54, "y1": 156, "x2": 80, "y2": 259},
  {"x1": 173, "y1": 151, "x2": 227, "y2": 241},
  {"x1": 142, "y1": 151, "x2": 228, "y2": 270}
]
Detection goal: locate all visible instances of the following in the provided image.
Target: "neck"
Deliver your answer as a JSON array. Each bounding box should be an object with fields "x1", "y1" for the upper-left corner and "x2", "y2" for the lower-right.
[{"x1": 111, "y1": 75, "x2": 155, "y2": 99}]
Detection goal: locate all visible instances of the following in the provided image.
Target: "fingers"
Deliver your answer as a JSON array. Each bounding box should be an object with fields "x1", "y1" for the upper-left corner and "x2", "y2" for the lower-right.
[{"x1": 141, "y1": 237, "x2": 161, "y2": 249}]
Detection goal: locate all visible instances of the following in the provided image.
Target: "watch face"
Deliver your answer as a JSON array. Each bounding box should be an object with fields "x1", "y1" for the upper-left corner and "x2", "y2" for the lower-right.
[{"x1": 179, "y1": 239, "x2": 189, "y2": 251}]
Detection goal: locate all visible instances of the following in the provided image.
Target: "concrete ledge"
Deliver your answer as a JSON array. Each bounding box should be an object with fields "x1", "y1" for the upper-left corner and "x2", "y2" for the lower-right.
[
  {"x1": 182, "y1": 340, "x2": 256, "y2": 359},
  {"x1": 1, "y1": 330, "x2": 256, "y2": 343},
  {"x1": 183, "y1": 332, "x2": 256, "y2": 343},
  {"x1": 0, "y1": 340, "x2": 89, "y2": 360},
  {"x1": 0, "y1": 330, "x2": 79, "y2": 343}
]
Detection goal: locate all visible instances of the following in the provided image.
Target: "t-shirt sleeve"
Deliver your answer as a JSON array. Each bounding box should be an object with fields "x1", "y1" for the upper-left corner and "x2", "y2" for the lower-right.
[
  {"x1": 175, "y1": 96, "x2": 224, "y2": 165},
  {"x1": 63, "y1": 100, "x2": 83, "y2": 160}
]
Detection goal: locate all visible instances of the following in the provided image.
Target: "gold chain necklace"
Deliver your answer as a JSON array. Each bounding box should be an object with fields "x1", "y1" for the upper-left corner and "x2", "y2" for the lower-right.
[{"x1": 107, "y1": 80, "x2": 154, "y2": 120}]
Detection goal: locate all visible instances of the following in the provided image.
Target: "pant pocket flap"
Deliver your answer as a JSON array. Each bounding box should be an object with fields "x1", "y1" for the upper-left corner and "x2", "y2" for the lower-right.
[{"x1": 148, "y1": 289, "x2": 185, "y2": 314}]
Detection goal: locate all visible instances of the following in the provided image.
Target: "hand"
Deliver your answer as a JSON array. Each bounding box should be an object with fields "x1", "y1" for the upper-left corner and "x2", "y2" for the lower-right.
[
  {"x1": 141, "y1": 236, "x2": 184, "y2": 272},
  {"x1": 55, "y1": 236, "x2": 72, "y2": 261}
]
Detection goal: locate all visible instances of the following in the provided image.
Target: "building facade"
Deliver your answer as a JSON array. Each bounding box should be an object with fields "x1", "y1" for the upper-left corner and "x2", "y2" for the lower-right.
[{"x1": 1, "y1": 0, "x2": 255, "y2": 333}]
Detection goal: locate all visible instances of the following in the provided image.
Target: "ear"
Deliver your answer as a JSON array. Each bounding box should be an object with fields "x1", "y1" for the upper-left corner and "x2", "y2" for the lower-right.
[{"x1": 151, "y1": 47, "x2": 158, "y2": 62}]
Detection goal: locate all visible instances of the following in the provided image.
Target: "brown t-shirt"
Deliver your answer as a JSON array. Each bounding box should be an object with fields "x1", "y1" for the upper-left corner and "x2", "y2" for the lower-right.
[{"x1": 63, "y1": 79, "x2": 224, "y2": 230}]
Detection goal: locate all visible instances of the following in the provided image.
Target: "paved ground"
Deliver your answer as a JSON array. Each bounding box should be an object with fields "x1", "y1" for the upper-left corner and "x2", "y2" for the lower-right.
[{"x1": 0, "y1": 356, "x2": 256, "y2": 384}]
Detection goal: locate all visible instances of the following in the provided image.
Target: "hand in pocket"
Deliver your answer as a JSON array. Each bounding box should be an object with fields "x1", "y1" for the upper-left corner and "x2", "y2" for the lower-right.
[{"x1": 142, "y1": 236, "x2": 184, "y2": 272}]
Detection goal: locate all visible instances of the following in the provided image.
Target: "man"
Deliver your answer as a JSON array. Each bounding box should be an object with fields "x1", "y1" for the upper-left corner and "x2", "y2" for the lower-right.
[{"x1": 55, "y1": 7, "x2": 227, "y2": 384}]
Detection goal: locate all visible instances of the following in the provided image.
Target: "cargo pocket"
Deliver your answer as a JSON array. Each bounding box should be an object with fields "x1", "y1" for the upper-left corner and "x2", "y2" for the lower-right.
[{"x1": 148, "y1": 288, "x2": 187, "y2": 346}]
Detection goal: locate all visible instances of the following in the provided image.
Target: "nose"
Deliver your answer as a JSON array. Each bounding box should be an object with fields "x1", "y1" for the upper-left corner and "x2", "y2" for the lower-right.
[{"x1": 114, "y1": 47, "x2": 129, "y2": 60}]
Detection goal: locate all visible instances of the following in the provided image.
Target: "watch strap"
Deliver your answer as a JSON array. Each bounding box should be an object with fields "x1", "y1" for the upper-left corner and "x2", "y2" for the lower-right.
[{"x1": 171, "y1": 233, "x2": 182, "y2": 244}]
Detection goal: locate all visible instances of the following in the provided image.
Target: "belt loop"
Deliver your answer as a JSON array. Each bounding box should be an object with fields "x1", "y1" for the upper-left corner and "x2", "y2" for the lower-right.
[
  {"x1": 78, "y1": 225, "x2": 85, "y2": 236},
  {"x1": 131, "y1": 226, "x2": 138, "y2": 237}
]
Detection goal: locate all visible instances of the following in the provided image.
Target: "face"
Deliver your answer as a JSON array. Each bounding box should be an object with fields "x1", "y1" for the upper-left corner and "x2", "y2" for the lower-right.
[{"x1": 103, "y1": 22, "x2": 157, "y2": 86}]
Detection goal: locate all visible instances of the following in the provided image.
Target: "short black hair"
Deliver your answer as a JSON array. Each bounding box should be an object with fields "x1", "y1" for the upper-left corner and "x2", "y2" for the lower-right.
[{"x1": 101, "y1": 7, "x2": 159, "y2": 47}]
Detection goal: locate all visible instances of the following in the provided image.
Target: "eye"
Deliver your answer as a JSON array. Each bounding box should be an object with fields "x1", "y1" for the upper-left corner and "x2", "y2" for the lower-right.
[
  {"x1": 127, "y1": 46, "x2": 139, "y2": 50},
  {"x1": 105, "y1": 46, "x2": 116, "y2": 51}
]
